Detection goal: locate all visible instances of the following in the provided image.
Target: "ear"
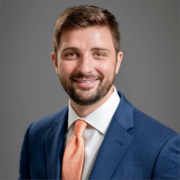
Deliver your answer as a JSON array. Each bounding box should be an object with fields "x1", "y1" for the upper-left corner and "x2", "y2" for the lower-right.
[
  {"x1": 51, "y1": 52, "x2": 58, "y2": 74},
  {"x1": 115, "y1": 51, "x2": 123, "y2": 74}
]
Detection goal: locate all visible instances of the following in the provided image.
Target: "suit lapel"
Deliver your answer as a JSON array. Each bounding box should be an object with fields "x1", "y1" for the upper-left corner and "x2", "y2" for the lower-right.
[
  {"x1": 45, "y1": 91, "x2": 134, "y2": 180},
  {"x1": 89, "y1": 91, "x2": 134, "y2": 180},
  {"x1": 45, "y1": 107, "x2": 68, "y2": 180}
]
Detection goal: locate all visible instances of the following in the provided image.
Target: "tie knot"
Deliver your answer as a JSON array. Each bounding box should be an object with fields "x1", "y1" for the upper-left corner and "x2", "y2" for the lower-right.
[{"x1": 74, "y1": 119, "x2": 87, "y2": 136}]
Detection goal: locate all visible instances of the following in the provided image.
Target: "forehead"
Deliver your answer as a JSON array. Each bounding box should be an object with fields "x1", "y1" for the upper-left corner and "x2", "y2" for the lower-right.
[{"x1": 58, "y1": 25, "x2": 115, "y2": 52}]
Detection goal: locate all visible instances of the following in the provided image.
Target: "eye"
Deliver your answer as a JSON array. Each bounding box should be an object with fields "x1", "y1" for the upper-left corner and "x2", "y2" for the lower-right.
[
  {"x1": 65, "y1": 52, "x2": 77, "y2": 57},
  {"x1": 94, "y1": 53, "x2": 105, "y2": 58}
]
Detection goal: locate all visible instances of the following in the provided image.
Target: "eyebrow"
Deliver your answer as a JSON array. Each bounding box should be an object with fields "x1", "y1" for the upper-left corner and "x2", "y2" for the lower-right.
[
  {"x1": 61, "y1": 47, "x2": 111, "y2": 53},
  {"x1": 91, "y1": 47, "x2": 110, "y2": 53},
  {"x1": 61, "y1": 47, "x2": 79, "y2": 53}
]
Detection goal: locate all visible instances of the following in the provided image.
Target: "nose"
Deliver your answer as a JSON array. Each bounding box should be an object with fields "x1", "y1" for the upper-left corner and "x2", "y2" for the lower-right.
[{"x1": 76, "y1": 54, "x2": 94, "y2": 75}]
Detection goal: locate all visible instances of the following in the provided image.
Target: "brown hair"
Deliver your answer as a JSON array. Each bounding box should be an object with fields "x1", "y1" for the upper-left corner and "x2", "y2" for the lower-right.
[{"x1": 52, "y1": 5, "x2": 120, "y2": 58}]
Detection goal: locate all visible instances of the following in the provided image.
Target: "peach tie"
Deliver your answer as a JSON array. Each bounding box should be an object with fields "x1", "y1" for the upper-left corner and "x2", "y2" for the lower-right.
[{"x1": 62, "y1": 119, "x2": 88, "y2": 180}]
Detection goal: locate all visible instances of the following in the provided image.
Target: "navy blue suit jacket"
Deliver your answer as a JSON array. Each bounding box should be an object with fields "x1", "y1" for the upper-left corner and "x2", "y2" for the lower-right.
[{"x1": 19, "y1": 91, "x2": 180, "y2": 179}]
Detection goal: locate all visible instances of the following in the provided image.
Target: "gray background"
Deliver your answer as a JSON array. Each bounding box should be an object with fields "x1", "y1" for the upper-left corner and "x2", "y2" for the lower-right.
[{"x1": 0, "y1": 0, "x2": 179, "y2": 179}]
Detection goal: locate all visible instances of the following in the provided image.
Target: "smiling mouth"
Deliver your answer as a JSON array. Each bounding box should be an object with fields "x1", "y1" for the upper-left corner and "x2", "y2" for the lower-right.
[{"x1": 75, "y1": 79, "x2": 98, "y2": 83}]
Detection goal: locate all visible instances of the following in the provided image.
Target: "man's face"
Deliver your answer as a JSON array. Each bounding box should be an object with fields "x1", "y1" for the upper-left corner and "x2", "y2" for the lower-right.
[{"x1": 52, "y1": 25, "x2": 122, "y2": 106}]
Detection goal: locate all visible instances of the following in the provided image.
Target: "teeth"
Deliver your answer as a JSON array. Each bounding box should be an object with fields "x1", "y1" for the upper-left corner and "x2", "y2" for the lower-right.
[{"x1": 76, "y1": 80, "x2": 96, "y2": 83}]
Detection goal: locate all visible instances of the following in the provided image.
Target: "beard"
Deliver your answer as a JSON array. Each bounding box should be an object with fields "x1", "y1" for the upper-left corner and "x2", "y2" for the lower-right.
[{"x1": 58, "y1": 72, "x2": 115, "y2": 106}]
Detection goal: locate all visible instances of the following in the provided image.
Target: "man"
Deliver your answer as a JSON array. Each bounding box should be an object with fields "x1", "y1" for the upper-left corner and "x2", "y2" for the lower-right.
[{"x1": 19, "y1": 5, "x2": 179, "y2": 180}]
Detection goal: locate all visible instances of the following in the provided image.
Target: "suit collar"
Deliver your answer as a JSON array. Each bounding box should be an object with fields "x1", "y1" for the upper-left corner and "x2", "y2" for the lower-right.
[
  {"x1": 45, "y1": 91, "x2": 134, "y2": 180},
  {"x1": 45, "y1": 107, "x2": 68, "y2": 180},
  {"x1": 115, "y1": 90, "x2": 134, "y2": 131},
  {"x1": 89, "y1": 91, "x2": 134, "y2": 179}
]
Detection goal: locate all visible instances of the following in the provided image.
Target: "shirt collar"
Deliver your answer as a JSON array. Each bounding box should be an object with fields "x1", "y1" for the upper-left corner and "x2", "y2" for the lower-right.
[{"x1": 68, "y1": 85, "x2": 120, "y2": 134}]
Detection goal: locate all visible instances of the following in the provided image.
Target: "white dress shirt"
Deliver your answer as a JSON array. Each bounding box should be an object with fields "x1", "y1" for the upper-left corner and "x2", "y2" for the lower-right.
[{"x1": 64, "y1": 86, "x2": 120, "y2": 180}]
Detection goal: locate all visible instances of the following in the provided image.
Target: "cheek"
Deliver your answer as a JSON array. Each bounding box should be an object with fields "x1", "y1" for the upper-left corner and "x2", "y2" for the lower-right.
[
  {"x1": 95, "y1": 60, "x2": 115, "y2": 76},
  {"x1": 58, "y1": 61, "x2": 76, "y2": 77}
]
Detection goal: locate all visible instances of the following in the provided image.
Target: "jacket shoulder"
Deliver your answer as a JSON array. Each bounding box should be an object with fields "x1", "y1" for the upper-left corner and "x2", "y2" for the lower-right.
[
  {"x1": 132, "y1": 107, "x2": 178, "y2": 141},
  {"x1": 28, "y1": 106, "x2": 68, "y2": 136}
]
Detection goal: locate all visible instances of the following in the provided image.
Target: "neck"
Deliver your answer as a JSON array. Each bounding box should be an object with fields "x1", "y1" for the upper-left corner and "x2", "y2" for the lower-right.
[{"x1": 70, "y1": 86, "x2": 114, "y2": 117}]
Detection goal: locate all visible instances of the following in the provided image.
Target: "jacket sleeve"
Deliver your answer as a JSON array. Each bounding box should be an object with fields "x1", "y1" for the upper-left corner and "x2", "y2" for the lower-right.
[
  {"x1": 18, "y1": 123, "x2": 33, "y2": 180},
  {"x1": 152, "y1": 134, "x2": 180, "y2": 179}
]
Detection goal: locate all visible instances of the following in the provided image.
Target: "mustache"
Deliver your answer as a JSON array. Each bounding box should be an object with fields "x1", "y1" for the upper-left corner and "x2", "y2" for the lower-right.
[{"x1": 70, "y1": 73, "x2": 103, "y2": 80}]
